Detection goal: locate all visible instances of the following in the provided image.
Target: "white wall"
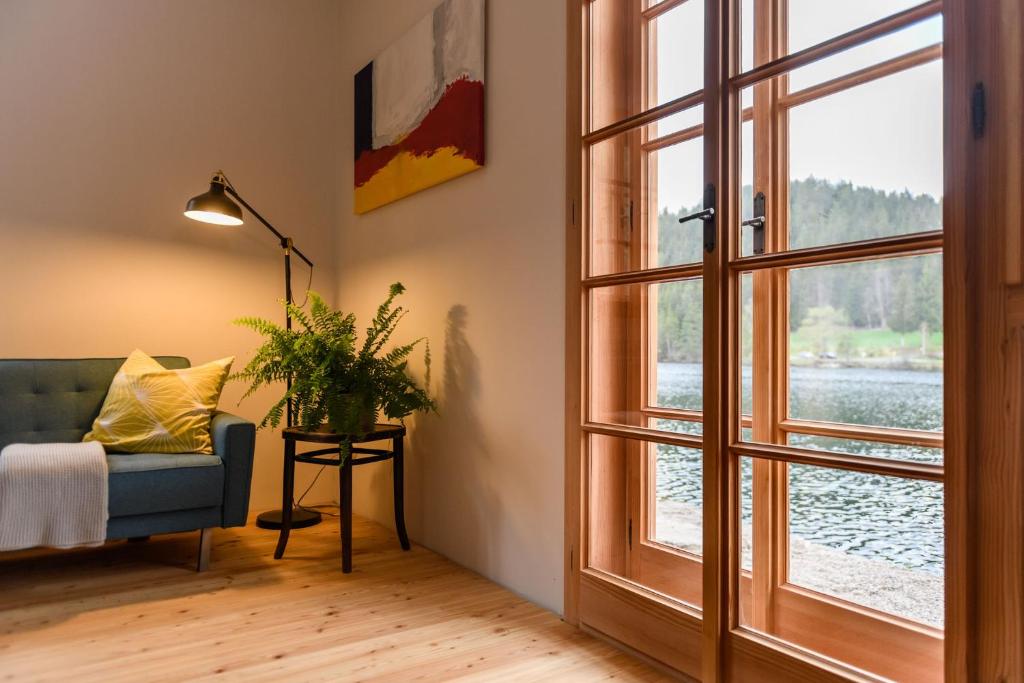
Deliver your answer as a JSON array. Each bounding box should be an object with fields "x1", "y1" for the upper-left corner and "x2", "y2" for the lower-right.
[
  {"x1": 0, "y1": 0, "x2": 568, "y2": 616},
  {"x1": 0, "y1": 0, "x2": 343, "y2": 511},
  {"x1": 336, "y1": 0, "x2": 567, "y2": 613}
]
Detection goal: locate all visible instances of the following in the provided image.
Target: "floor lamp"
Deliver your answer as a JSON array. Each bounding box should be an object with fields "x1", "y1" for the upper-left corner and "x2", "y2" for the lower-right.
[{"x1": 184, "y1": 170, "x2": 322, "y2": 530}]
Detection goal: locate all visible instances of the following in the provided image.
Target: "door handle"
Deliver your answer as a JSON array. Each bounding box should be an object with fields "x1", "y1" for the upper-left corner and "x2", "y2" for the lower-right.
[
  {"x1": 679, "y1": 183, "x2": 717, "y2": 253},
  {"x1": 679, "y1": 207, "x2": 716, "y2": 224},
  {"x1": 741, "y1": 191, "x2": 767, "y2": 255}
]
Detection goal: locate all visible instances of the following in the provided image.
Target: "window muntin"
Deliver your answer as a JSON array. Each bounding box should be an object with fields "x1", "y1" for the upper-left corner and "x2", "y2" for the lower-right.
[
  {"x1": 787, "y1": 433, "x2": 943, "y2": 466},
  {"x1": 650, "y1": 0, "x2": 705, "y2": 108}
]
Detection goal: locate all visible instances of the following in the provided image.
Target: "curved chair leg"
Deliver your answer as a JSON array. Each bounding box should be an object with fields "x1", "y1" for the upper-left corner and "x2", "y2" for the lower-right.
[
  {"x1": 197, "y1": 528, "x2": 213, "y2": 572},
  {"x1": 274, "y1": 439, "x2": 296, "y2": 560}
]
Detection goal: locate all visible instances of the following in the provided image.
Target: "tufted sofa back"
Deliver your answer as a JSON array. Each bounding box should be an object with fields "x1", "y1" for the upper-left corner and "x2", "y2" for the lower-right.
[{"x1": 0, "y1": 357, "x2": 190, "y2": 451}]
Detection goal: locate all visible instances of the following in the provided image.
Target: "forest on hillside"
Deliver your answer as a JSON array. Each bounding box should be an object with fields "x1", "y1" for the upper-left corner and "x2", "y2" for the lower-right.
[{"x1": 657, "y1": 177, "x2": 943, "y2": 365}]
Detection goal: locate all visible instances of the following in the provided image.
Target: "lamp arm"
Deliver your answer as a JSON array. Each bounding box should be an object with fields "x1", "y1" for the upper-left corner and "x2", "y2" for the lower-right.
[{"x1": 223, "y1": 185, "x2": 314, "y2": 268}]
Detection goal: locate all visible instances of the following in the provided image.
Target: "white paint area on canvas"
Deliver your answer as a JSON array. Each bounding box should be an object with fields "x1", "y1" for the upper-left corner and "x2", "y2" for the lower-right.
[
  {"x1": 442, "y1": 0, "x2": 484, "y2": 84},
  {"x1": 372, "y1": 11, "x2": 437, "y2": 149},
  {"x1": 371, "y1": 0, "x2": 486, "y2": 150}
]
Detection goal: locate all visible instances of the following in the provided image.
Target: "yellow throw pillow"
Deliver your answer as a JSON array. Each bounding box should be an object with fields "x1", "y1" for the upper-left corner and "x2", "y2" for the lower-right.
[{"x1": 84, "y1": 350, "x2": 234, "y2": 454}]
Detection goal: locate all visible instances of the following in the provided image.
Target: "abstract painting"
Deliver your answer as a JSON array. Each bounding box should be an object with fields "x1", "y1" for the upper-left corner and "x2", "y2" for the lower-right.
[{"x1": 354, "y1": 0, "x2": 485, "y2": 214}]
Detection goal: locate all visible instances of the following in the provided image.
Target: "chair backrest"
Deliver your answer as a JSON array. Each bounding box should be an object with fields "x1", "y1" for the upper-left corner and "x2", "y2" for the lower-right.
[{"x1": 0, "y1": 357, "x2": 190, "y2": 450}]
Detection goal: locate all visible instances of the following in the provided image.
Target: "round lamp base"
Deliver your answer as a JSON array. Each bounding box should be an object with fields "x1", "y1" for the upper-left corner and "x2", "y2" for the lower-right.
[{"x1": 255, "y1": 507, "x2": 322, "y2": 530}]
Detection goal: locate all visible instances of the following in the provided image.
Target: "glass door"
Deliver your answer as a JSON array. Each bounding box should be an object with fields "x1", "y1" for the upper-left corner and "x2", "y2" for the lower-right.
[
  {"x1": 730, "y1": 1, "x2": 945, "y2": 678},
  {"x1": 576, "y1": 1, "x2": 946, "y2": 680}
]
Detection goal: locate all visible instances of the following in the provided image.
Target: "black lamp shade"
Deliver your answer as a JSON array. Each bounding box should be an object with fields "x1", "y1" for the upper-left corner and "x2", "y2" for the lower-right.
[{"x1": 184, "y1": 182, "x2": 244, "y2": 226}]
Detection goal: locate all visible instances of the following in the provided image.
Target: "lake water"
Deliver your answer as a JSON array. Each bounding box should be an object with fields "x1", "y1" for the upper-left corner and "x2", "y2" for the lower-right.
[{"x1": 654, "y1": 362, "x2": 944, "y2": 576}]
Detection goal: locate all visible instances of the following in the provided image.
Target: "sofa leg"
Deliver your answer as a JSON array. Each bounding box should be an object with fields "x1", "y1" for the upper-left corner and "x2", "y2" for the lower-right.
[{"x1": 197, "y1": 528, "x2": 213, "y2": 572}]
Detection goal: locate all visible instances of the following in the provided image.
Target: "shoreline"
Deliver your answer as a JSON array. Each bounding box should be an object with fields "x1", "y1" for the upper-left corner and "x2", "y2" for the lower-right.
[
  {"x1": 659, "y1": 358, "x2": 943, "y2": 372},
  {"x1": 654, "y1": 499, "x2": 943, "y2": 627}
]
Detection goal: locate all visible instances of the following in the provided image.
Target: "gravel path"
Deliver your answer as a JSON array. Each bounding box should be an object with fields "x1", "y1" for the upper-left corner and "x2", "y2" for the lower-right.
[{"x1": 654, "y1": 500, "x2": 943, "y2": 627}]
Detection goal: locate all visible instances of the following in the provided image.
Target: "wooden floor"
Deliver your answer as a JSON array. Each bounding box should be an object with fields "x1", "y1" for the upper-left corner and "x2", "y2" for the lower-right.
[{"x1": 0, "y1": 514, "x2": 669, "y2": 682}]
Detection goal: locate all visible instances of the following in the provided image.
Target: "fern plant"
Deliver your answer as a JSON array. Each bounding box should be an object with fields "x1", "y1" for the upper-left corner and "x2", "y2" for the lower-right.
[{"x1": 232, "y1": 282, "x2": 435, "y2": 435}]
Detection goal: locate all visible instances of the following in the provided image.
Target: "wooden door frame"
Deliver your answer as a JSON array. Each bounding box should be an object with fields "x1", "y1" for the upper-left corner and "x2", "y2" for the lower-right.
[{"x1": 943, "y1": 0, "x2": 1024, "y2": 680}]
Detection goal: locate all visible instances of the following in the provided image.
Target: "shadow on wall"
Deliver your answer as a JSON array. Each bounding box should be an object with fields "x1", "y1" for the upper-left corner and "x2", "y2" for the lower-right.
[{"x1": 406, "y1": 305, "x2": 500, "y2": 572}]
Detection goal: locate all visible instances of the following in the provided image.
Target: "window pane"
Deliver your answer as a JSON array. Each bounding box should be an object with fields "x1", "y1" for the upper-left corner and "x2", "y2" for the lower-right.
[
  {"x1": 788, "y1": 463, "x2": 944, "y2": 627},
  {"x1": 741, "y1": 60, "x2": 942, "y2": 257},
  {"x1": 588, "y1": 0, "x2": 704, "y2": 132},
  {"x1": 650, "y1": 0, "x2": 704, "y2": 108},
  {"x1": 589, "y1": 127, "x2": 641, "y2": 276},
  {"x1": 590, "y1": 282, "x2": 643, "y2": 427},
  {"x1": 654, "y1": 278, "x2": 702, "y2": 410},
  {"x1": 589, "y1": 433, "x2": 702, "y2": 606},
  {"x1": 789, "y1": 0, "x2": 926, "y2": 53},
  {"x1": 653, "y1": 444, "x2": 703, "y2": 555},
  {"x1": 739, "y1": 272, "x2": 755, "y2": 418},
  {"x1": 788, "y1": 255, "x2": 943, "y2": 432},
  {"x1": 651, "y1": 137, "x2": 705, "y2": 268},
  {"x1": 590, "y1": 279, "x2": 703, "y2": 427},
  {"x1": 588, "y1": 0, "x2": 635, "y2": 132},
  {"x1": 740, "y1": 457, "x2": 753, "y2": 571},
  {"x1": 740, "y1": 0, "x2": 754, "y2": 73},
  {"x1": 789, "y1": 62, "x2": 943, "y2": 249},
  {"x1": 588, "y1": 124, "x2": 706, "y2": 277},
  {"x1": 587, "y1": 433, "x2": 634, "y2": 577},
  {"x1": 739, "y1": 456, "x2": 943, "y2": 677}
]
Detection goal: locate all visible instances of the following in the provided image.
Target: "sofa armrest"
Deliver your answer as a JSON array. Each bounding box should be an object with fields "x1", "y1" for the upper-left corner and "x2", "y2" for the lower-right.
[{"x1": 211, "y1": 411, "x2": 256, "y2": 528}]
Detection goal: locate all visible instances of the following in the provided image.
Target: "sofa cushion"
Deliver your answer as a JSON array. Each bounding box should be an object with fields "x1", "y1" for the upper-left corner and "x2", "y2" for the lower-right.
[
  {"x1": 85, "y1": 351, "x2": 233, "y2": 455},
  {"x1": 107, "y1": 453, "x2": 223, "y2": 518}
]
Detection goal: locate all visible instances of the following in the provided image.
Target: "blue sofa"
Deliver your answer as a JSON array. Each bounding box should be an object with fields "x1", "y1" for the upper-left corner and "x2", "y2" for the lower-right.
[{"x1": 0, "y1": 357, "x2": 256, "y2": 569}]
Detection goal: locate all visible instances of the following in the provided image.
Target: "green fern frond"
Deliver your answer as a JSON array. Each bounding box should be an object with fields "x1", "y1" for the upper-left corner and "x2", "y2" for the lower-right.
[{"x1": 232, "y1": 281, "x2": 434, "y2": 431}]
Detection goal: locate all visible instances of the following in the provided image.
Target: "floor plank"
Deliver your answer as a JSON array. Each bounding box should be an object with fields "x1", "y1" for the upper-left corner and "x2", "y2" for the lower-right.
[{"x1": 0, "y1": 515, "x2": 669, "y2": 682}]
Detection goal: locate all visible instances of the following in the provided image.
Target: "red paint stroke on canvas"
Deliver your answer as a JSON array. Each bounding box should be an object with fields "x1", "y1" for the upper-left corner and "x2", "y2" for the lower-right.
[{"x1": 355, "y1": 77, "x2": 484, "y2": 188}]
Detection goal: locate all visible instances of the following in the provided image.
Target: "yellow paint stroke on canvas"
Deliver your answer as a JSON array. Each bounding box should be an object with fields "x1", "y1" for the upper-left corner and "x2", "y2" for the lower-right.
[{"x1": 355, "y1": 147, "x2": 481, "y2": 214}]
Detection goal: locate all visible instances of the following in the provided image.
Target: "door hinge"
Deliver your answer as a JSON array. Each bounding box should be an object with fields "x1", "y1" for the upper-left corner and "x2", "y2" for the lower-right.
[
  {"x1": 628, "y1": 518, "x2": 633, "y2": 549},
  {"x1": 972, "y1": 82, "x2": 986, "y2": 139},
  {"x1": 569, "y1": 545, "x2": 574, "y2": 571}
]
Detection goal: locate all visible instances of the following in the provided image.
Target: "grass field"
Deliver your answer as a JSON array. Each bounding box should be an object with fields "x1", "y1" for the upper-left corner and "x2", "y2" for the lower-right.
[{"x1": 789, "y1": 327, "x2": 944, "y2": 358}]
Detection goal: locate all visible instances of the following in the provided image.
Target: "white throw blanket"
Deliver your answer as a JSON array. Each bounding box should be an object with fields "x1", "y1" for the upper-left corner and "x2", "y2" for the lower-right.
[{"x1": 0, "y1": 442, "x2": 109, "y2": 551}]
